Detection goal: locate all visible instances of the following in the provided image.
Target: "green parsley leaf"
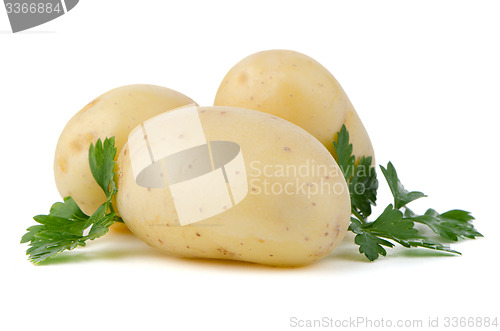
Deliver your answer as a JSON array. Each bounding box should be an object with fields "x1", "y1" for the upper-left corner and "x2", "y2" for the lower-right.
[
  {"x1": 333, "y1": 125, "x2": 355, "y2": 183},
  {"x1": 89, "y1": 137, "x2": 117, "y2": 196},
  {"x1": 22, "y1": 137, "x2": 121, "y2": 264},
  {"x1": 363, "y1": 205, "x2": 418, "y2": 240},
  {"x1": 349, "y1": 217, "x2": 394, "y2": 261},
  {"x1": 380, "y1": 162, "x2": 426, "y2": 209},
  {"x1": 349, "y1": 205, "x2": 460, "y2": 261},
  {"x1": 390, "y1": 238, "x2": 460, "y2": 255},
  {"x1": 86, "y1": 195, "x2": 117, "y2": 240},
  {"x1": 333, "y1": 125, "x2": 378, "y2": 218},
  {"x1": 349, "y1": 156, "x2": 378, "y2": 218},
  {"x1": 409, "y1": 208, "x2": 483, "y2": 241},
  {"x1": 21, "y1": 197, "x2": 88, "y2": 245},
  {"x1": 48, "y1": 196, "x2": 89, "y2": 220}
]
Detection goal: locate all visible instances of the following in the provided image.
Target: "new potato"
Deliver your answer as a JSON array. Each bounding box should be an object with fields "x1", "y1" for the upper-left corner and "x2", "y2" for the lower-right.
[
  {"x1": 54, "y1": 84, "x2": 196, "y2": 218},
  {"x1": 214, "y1": 50, "x2": 374, "y2": 161},
  {"x1": 116, "y1": 106, "x2": 351, "y2": 266}
]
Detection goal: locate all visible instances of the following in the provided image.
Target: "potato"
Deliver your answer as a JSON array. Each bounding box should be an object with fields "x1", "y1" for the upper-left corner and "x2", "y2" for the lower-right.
[
  {"x1": 54, "y1": 84, "x2": 196, "y2": 217},
  {"x1": 214, "y1": 49, "x2": 374, "y2": 161},
  {"x1": 116, "y1": 106, "x2": 351, "y2": 266}
]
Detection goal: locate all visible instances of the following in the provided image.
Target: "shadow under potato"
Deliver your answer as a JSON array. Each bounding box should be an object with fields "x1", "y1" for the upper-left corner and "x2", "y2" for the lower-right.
[{"x1": 35, "y1": 230, "x2": 459, "y2": 267}]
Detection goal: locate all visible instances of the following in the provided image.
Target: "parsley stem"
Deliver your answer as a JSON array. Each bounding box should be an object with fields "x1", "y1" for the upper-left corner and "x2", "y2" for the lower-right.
[
  {"x1": 352, "y1": 208, "x2": 365, "y2": 223},
  {"x1": 108, "y1": 200, "x2": 116, "y2": 214},
  {"x1": 106, "y1": 194, "x2": 124, "y2": 223}
]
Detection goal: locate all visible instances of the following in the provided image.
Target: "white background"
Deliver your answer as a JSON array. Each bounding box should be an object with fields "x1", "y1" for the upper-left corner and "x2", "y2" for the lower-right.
[{"x1": 1, "y1": 1, "x2": 499, "y2": 330}]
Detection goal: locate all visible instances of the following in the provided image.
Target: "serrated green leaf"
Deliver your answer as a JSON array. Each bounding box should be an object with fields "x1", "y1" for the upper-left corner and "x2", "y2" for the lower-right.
[
  {"x1": 390, "y1": 237, "x2": 460, "y2": 255},
  {"x1": 333, "y1": 124, "x2": 355, "y2": 183},
  {"x1": 410, "y1": 208, "x2": 483, "y2": 241},
  {"x1": 20, "y1": 225, "x2": 44, "y2": 244},
  {"x1": 88, "y1": 137, "x2": 117, "y2": 197},
  {"x1": 350, "y1": 218, "x2": 393, "y2": 261},
  {"x1": 380, "y1": 162, "x2": 426, "y2": 209},
  {"x1": 364, "y1": 205, "x2": 420, "y2": 240},
  {"x1": 49, "y1": 196, "x2": 88, "y2": 221},
  {"x1": 32, "y1": 214, "x2": 89, "y2": 236},
  {"x1": 349, "y1": 204, "x2": 464, "y2": 261},
  {"x1": 349, "y1": 156, "x2": 378, "y2": 217},
  {"x1": 34, "y1": 231, "x2": 83, "y2": 241},
  {"x1": 26, "y1": 238, "x2": 86, "y2": 264},
  {"x1": 87, "y1": 214, "x2": 116, "y2": 239},
  {"x1": 354, "y1": 232, "x2": 392, "y2": 261},
  {"x1": 441, "y1": 209, "x2": 475, "y2": 222}
]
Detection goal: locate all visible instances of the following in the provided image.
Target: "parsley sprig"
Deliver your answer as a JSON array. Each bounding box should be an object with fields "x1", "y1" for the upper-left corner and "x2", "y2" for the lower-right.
[
  {"x1": 333, "y1": 125, "x2": 482, "y2": 261},
  {"x1": 21, "y1": 137, "x2": 122, "y2": 264}
]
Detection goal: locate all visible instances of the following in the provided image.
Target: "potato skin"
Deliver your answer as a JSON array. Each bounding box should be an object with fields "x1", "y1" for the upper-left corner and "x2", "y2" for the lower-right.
[
  {"x1": 54, "y1": 85, "x2": 196, "y2": 216},
  {"x1": 116, "y1": 106, "x2": 351, "y2": 266},
  {"x1": 214, "y1": 49, "x2": 374, "y2": 161}
]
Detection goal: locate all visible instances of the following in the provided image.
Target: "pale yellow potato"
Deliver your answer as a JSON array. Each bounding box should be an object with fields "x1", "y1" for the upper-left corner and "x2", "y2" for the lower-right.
[
  {"x1": 214, "y1": 49, "x2": 374, "y2": 162},
  {"x1": 54, "y1": 84, "x2": 196, "y2": 216},
  {"x1": 116, "y1": 106, "x2": 351, "y2": 266}
]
